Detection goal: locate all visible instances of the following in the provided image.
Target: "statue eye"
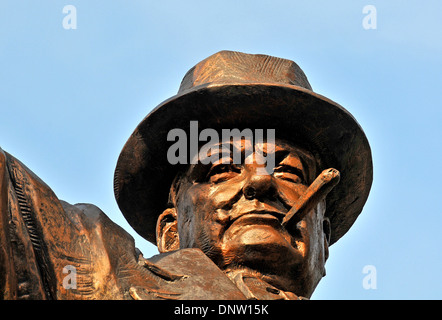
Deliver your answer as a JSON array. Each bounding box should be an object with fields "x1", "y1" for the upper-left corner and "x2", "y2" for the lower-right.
[
  {"x1": 207, "y1": 163, "x2": 241, "y2": 183},
  {"x1": 273, "y1": 165, "x2": 304, "y2": 184}
]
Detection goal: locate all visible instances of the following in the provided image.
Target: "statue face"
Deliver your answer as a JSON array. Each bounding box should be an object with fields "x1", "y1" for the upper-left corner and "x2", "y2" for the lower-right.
[{"x1": 159, "y1": 138, "x2": 331, "y2": 297}]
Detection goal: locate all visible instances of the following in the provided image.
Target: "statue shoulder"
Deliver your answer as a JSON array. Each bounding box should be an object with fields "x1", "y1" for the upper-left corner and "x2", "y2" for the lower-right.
[{"x1": 0, "y1": 149, "x2": 141, "y2": 299}]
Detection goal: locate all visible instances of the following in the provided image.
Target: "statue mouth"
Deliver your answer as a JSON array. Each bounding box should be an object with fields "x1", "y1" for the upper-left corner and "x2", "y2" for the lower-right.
[
  {"x1": 221, "y1": 210, "x2": 301, "y2": 258},
  {"x1": 232, "y1": 212, "x2": 284, "y2": 227},
  {"x1": 223, "y1": 210, "x2": 287, "y2": 240}
]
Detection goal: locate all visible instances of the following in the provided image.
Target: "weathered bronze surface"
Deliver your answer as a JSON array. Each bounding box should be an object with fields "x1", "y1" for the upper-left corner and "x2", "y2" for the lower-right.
[{"x1": 0, "y1": 51, "x2": 372, "y2": 300}]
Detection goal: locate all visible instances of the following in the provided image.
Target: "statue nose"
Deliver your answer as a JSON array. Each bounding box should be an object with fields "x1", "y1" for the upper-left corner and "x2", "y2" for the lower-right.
[{"x1": 242, "y1": 171, "x2": 277, "y2": 201}]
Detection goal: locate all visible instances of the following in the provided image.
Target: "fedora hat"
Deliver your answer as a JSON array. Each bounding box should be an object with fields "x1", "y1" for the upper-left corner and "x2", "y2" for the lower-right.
[{"x1": 114, "y1": 50, "x2": 373, "y2": 246}]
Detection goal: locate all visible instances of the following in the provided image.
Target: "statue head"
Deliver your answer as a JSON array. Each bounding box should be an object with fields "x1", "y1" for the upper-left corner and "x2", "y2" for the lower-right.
[{"x1": 114, "y1": 51, "x2": 373, "y2": 297}]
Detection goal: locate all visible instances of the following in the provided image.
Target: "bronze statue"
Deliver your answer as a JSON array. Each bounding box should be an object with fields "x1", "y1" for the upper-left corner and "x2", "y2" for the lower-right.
[{"x1": 0, "y1": 51, "x2": 372, "y2": 300}]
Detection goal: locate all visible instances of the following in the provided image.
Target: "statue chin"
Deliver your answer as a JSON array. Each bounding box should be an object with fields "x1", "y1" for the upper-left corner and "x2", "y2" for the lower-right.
[{"x1": 221, "y1": 224, "x2": 302, "y2": 269}]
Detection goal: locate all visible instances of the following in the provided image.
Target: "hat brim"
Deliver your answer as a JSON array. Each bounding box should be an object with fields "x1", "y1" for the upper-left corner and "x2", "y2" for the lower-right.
[{"x1": 114, "y1": 83, "x2": 373, "y2": 245}]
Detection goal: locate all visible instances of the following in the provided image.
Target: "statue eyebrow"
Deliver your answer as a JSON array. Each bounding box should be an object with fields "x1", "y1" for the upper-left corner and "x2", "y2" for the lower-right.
[
  {"x1": 198, "y1": 140, "x2": 245, "y2": 164},
  {"x1": 198, "y1": 141, "x2": 308, "y2": 168},
  {"x1": 200, "y1": 144, "x2": 296, "y2": 164},
  {"x1": 198, "y1": 145, "x2": 232, "y2": 163},
  {"x1": 188, "y1": 144, "x2": 234, "y2": 181}
]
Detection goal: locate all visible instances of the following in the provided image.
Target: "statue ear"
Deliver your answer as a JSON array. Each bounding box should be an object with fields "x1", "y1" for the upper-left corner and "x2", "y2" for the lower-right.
[{"x1": 156, "y1": 208, "x2": 180, "y2": 253}]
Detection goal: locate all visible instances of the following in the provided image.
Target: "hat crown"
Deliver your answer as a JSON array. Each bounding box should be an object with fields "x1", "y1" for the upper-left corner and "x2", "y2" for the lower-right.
[{"x1": 179, "y1": 50, "x2": 313, "y2": 93}]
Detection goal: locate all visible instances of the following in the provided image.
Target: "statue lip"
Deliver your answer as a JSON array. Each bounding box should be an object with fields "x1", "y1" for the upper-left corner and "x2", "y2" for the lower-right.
[
  {"x1": 227, "y1": 210, "x2": 285, "y2": 232},
  {"x1": 223, "y1": 210, "x2": 299, "y2": 250}
]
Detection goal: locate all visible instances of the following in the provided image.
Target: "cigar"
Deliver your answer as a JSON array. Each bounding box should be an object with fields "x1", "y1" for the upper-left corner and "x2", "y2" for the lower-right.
[{"x1": 282, "y1": 168, "x2": 340, "y2": 228}]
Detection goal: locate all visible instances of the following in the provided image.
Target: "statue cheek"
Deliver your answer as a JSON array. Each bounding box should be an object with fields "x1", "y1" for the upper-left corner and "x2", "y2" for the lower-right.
[{"x1": 276, "y1": 181, "x2": 309, "y2": 207}]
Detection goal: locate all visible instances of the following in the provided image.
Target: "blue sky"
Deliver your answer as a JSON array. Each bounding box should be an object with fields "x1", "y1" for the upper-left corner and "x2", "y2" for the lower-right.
[{"x1": 1, "y1": 1, "x2": 441, "y2": 299}]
